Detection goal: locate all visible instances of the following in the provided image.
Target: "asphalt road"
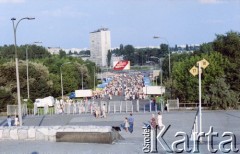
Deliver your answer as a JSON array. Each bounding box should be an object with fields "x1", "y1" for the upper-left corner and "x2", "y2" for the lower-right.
[{"x1": 0, "y1": 110, "x2": 240, "y2": 154}]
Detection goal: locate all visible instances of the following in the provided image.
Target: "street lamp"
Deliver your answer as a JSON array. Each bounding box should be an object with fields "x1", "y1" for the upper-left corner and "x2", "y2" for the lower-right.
[
  {"x1": 93, "y1": 66, "x2": 96, "y2": 90},
  {"x1": 11, "y1": 17, "x2": 35, "y2": 126},
  {"x1": 153, "y1": 36, "x2": 171, "y2": 78},
  {"x1": 26, "y1": 41, "x2": 42, "y2": 99},
  {"x1": 83, "y1": 62, "x2": 97, "y2": 91},
  {"x1": 150, "y1": 56, "x2": 162, "y2": 87},
  {"x1": 60, "y1": 62, "x2": 72, "y2": 100}
]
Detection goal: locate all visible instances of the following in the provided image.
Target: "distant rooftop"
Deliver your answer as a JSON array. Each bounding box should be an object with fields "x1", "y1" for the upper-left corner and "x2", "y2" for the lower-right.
[{"x1": 90, "y1": 28, "x2": 109, "y2": 33}]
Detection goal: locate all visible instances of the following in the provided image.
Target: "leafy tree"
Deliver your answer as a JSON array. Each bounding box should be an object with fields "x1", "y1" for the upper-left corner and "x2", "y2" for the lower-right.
[
  {"x1": 107, "y1": 50, "x2": 112, "y2": 67},
  {"x1": 0, "y1": 61, "x2": 52, "y2": 107},
  {"x1": 170, "y1": 51, "x2": 230, "y2": 105},
  {"x1": 123, "y1": 45, "x2": 135, "y2": 65},
  {"x1": 160, "y1": 44, "x2": 169, "y2": 57},
  {"x1": 213, "y1": 31, "x2": 240, "y2": 93},
  {"x1": 206, "y1": 77, "x2": 238, "y2": 109},
  {"x1": 174, "y1": 44, "x2": 178, "y2": 51},
  {"x1": 0, "y1": 87, "x2": 14, "y2": 112},
  {"x1": 59, "y1": 50, "x2": 66, "y2": 58},
  {"x1": 194, "y1": 43, "x2": 213, "y2": 55},
  {"x1": 186, "y1": 44, "x2": 189, "y2": 51}
]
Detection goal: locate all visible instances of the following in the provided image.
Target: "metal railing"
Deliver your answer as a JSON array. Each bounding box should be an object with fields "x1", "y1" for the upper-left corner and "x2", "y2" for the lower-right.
[{"x1": 190, "y1": 107, "x2": 199, "y2": 141}]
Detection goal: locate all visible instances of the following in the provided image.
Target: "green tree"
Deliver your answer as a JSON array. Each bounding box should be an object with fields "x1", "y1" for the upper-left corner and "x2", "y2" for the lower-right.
[
  {"x1": 206, "y1": 77, "x2": 238, "y2": 109},
  {"x1": 213, "y1": 31, "x2": 240, "y2": 93},
  {"x1": 107, "y1": 50, "x2": 112, "y2": 67},
  {"x1": 123, "y1": 45, "x2": 135, "y2": 65},
  {"x1": 59, "y1": 50, "x2": 66, "y2": 58}
]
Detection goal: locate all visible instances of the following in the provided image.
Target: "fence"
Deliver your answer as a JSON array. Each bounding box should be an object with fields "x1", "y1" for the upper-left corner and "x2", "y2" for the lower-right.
[
  {"x1": 108, "y1": 101, "x2": 133, "y2": 113},
  {"x1": 7, "y1": 104, "x2": 28, "y2": 116},
  {"x1": 167, "y1": 98, "x2": 179, "y2": 110},
  {"x1": 7, "y1": 99, "x2": 184, "y2": 116},
  {"x1": 190, "y1": 107, "x2": 200, "y2": 141}
]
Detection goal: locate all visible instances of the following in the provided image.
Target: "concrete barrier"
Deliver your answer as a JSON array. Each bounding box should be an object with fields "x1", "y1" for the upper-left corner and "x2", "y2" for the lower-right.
[{"x1": 0, "y1": 126, "x2": 123, "y2": 144}]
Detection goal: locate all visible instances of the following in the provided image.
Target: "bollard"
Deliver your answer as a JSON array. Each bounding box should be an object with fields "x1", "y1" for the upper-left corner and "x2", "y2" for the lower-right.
[
  {"x1": 113, "y1": 103, "x2": 115, "y2": 113},
  {"x1": 161, "y1": 101, "x2": 164, "y2": 113},
  {"x1": 126, "y1": 101, "x2": 127, "y2": 113},
  {"x1": 136, "y1": 99, "x2": 139, "y2": 112},
  {"x1": 149, "y1": 102, "x2": 151, "y2": 112},
  {"x1": 120, "y1": 102, "x2": 122, "y2": 113}
]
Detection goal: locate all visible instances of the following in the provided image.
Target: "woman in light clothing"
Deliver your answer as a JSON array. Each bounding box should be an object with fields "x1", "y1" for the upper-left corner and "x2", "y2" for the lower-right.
[
  {"x1": 14, "y1": 115, "x2": 19, "y2": 126},
  {"x1": 157, "y1": 112, "x2": 164, "y2": 129},
  {"x1": 124, "y1": 117, "x2": 130, "y2": 132}
]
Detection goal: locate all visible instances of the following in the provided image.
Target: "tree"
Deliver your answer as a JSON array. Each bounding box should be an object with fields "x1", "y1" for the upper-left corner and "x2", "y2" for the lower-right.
[
  {"x1": 213, "y1": 31, "x2": 240, "y2": 93},
  {"x1": 206, "y1": 77, "x2": 238, "y2": 109},
  {"x1": 59, "y1": 50, "x2": 66, "y2": 58},
  {"x1": 170, "y1": 51, "x2": 229, "y2": 104},
  {"x1": 186, "y1": 44, "x2": 189, "y2": 51},
  {"x1": 123, "y1": 45, "x2": 135, "y2": 65},
  {"x1": 107, "y1": 50, "x2": 112, "y2": 67},
  {"x1": 160, "y1": 44, "x2": 168, "y2": 57},
  {"x1": 0, "y1": 61, "x2": 52, "y2": 105},
  {"x1": 174, "y1": 44, "x2": 178, "y2": 51}
]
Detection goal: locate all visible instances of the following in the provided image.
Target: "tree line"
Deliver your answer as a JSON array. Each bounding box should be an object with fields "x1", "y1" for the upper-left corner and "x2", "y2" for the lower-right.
[
  {"x1": 110, "y1": 31, "x2": 240, "y2": 109},
  {"x1": 0, "y1": 45, "x2": 97, "y2": 112}
]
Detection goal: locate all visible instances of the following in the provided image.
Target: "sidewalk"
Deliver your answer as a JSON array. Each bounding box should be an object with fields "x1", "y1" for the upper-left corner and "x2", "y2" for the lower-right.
[{"x1": 0, "y1": 110, "x2": 240, "y2": 154}]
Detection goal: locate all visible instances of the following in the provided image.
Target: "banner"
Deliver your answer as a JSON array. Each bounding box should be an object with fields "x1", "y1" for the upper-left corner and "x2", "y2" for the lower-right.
[{"x1": 113, "y1": 60, "x2": 130, "y2": 70}]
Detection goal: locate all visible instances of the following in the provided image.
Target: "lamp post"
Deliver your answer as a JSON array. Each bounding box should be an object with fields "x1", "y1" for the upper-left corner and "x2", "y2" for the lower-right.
[
  {"x1": 153, "y1": 36, "x2": 170, "y2": 78},
  {"x1": 150, "y1": 56, "x2": 162, "y2": 87},
  {"x1": 81, "y1": 70, "x2": 84, "y2": 90},
  {"x1": 93, "y1": 66, "x2": 96, "y2": 90},
  {"x1": 26, "y1": 41, "x2": 42, "y2": 99},
  {"x1": 60, "y1": 62, "x2": 72, "y2": 100},
  {"x1": 11, "y1": 17, "x2": 35, "y2": 126}
]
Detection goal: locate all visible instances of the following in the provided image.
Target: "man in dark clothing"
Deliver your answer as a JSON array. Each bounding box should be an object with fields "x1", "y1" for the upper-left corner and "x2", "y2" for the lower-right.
[{"x1": 128, "y1": 113, "x2": 134, "y2": 133}]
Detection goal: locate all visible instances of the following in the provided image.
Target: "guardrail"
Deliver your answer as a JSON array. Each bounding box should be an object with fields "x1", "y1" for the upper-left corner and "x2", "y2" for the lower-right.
[{"x1": 190, "y1": 107, "x2": 199, "y2": 141}]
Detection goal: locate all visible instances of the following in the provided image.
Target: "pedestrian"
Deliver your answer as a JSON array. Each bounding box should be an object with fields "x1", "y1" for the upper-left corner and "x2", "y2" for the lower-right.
[
  {"x1": 153, "y1": 97, "x2": 156, "y2": 107},
  {"x1": 101, "y1": 104, "x2": 106, "y2": 118},
  {"x1": 157, "y1": 112, "x2": 164, "y2": 129},
  {"x1": 124, "y1": 117, "x2": 130, "y2": 132},
  {"x1": 150, "y1": 114, "x2": 157, "y2": 129},
  {"x1": 128, "y1": 113, "x2": 134, "y2": 133},
  {"x1": 7, "y1": 115, "x2": 12, "y2": 127},
  {"x1": 14, "y1": 115, "x2": 19, "y2": 126}
]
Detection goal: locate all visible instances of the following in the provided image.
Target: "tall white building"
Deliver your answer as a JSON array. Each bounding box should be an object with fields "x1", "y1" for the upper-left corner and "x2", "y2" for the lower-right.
[{"x1": 90, "y1": 28, "x2": 111, "y2": 66}]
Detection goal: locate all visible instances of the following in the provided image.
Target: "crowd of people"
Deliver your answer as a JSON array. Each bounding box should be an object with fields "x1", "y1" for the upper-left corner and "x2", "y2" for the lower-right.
[{"x1": 103, "y1": 72, "x2": 147, "y2": 101}]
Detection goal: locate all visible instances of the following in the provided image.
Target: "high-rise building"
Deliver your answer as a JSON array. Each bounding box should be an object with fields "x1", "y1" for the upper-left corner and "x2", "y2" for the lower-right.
[{"x1": 89, "y1": 28, "x2": 111, "y2": 66}]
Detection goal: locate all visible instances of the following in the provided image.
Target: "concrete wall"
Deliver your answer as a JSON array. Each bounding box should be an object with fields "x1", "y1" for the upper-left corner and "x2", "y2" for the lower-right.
[{"x1": 0, "y1": 126, "x2": 118, "y2": 143}]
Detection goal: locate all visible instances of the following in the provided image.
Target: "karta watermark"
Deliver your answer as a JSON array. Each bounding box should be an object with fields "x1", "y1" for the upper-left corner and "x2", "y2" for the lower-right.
[{"x1": 142, "y1": 125, "x2": 239, "y2": 153}]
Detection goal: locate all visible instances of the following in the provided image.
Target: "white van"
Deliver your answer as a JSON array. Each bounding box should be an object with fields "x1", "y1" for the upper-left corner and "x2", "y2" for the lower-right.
[{"x1": 34, "y1": 96, "x2": 55, "y2": 107}]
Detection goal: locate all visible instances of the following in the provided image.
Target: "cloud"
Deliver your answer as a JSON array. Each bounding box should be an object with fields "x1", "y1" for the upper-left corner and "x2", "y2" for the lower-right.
[
  {"x1": 0, "y1": 0, "x2": 25, "y2": 3},
  {"x1": 198, "y1": 0, "x2": 225, "y2": 4},
  {"x1": 41, "y1": 7, "x2": 89, "y2": 18},
  {"x1": 205, "y1": 19, "x2": 224, "y2": 24}
]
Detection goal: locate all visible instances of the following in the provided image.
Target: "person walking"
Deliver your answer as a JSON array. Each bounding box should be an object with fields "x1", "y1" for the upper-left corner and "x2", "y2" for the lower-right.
[
  {"x1": 7, "y1": 116, "x2": 12, "y2": 127},
  {"x1": 157, "y1": 112, "x2": 164, "y2": 129},
  {"x1": 101, "y1": 104, "x2": 106, "y2": 118},
  {"x1": 14, "y1": 115, "x2": 19, "y2": 126},
  {"x1": 124, "y1": 117, "x2": 130, "y2": 132},
  {"x1": 128, "y1": 113, "x2": 134, "y2": 133},
  {"x1": 150, "y1": 114, "x2": 157, "y2": 129}
]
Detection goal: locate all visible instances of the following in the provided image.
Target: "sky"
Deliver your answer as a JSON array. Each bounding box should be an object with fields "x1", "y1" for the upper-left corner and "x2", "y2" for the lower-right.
[{"x1": 0, "y1": 0, "x2": 240, "y2": 49}]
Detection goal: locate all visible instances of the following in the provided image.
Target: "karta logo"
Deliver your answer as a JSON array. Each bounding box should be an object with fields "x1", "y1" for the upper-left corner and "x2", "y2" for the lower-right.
[
  {"x1": 113, "y1": 60, "x2": 130, "y2": 70},
  {"x1": 142, "y1": 125, "x2": 239, "y2": 153}
]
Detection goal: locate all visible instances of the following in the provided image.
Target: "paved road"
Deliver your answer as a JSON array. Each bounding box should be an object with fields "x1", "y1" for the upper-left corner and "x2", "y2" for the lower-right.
[{"x1": 0, "y1": 110, "x2": 240, "y2": 154}]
